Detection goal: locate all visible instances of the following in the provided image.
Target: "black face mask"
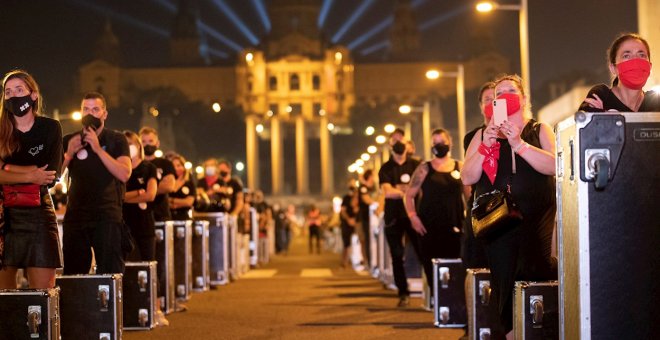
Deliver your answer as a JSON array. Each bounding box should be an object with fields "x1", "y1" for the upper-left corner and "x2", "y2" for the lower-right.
[
  {"x1": 6, "y1": 95, "x2": 35, "y2": 117},
  {"x1": 431, "y1": 143, "x2": 450, "y2": 158},
  {"x1": 143, "y1": 144, "x2": 157, "y2": 156},
  {"x1": 81, "y1": 114, "x2": 102, "y2": 130},
  {"x1": 219, "y1": 171, "x2": 229, "y2": 178},
  {"x1": 392, "y1": 141, "x2": 406, "y2": 155}
]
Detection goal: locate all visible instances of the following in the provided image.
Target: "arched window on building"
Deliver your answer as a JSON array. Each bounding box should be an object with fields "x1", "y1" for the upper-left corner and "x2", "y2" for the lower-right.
[
  {"x1": 290, "y1": 73, "x2": 300, "y2": 91},
  {"x1": 269, "y1": 76, "x2": 278, "y2": 91},
  {"x1": 312, "y1": 74, "x2": 321, "y2": 91}
]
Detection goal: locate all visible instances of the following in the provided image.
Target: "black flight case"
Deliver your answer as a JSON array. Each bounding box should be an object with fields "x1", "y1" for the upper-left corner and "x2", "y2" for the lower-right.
[
  {"x1": 432, "y1": 258, "x2": 467, "y2": 328},
  {"x1": 123, "y1": 261, "x2": 157, "y2": 330},
  {"x1": 0, "y1": 288, "x2": 60, "y2": 340}
]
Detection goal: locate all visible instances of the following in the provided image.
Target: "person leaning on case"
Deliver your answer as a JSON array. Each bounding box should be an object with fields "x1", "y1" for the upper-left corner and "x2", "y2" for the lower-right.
[
  {"x1": 462, "y1": 75, "x2": 557, "y2": 340},
  {"x1": 61, "y1": 92, "x2": 132, "y2": 275},
  {"x1": 0, "y1": 70, "x2": 60, "y2": 289},
  {"x1": 580, "y1": 33, "x2": 660, "y2": 112}
]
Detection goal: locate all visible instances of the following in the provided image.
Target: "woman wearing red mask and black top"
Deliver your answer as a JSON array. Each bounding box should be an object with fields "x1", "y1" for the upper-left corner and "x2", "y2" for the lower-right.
[
  {"x1": 168, "y1": 154, "x2": 196, "y2": 220},
  {"x1": 580, "y1": 33, "x2": 659, "y2": 112},
  {"x1": 462, "y1": 75, "x2": 557, "y2": 340}
]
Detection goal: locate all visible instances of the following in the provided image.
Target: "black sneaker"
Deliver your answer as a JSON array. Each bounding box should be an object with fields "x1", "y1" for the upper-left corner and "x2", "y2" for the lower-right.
[{"x1": 397, "y1": 296, "x2": 410, "y2": 308}]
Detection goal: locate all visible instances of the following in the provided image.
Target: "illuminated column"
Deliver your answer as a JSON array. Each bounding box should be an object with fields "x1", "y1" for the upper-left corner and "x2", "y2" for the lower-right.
[
  {"x1": 295, "y1": 116, "x2": 309, "y2": 195},
  {"x1": 270, "y1": 117, "x2": 283, "y2": 195},
  {"x1": 245, "y1": 115, "x2": 259, "y2": 190},
  {"x1": 320, "y1": 116, "x2": 334, "y2": 195}
]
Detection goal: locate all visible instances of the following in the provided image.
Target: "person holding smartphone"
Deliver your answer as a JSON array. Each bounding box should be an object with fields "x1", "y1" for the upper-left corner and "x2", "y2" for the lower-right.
[
  {"x1": 462, "y1": 75, "x2": 557, "y2": 340},
  {"x1": 579, "y1": 33, "x2": 659, "y2": 112}
]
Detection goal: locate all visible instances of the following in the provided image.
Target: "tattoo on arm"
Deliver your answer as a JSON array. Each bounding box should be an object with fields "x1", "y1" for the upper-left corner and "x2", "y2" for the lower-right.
[{"x1": 409, "y1": 163, "x2": 428, "y2": 192}]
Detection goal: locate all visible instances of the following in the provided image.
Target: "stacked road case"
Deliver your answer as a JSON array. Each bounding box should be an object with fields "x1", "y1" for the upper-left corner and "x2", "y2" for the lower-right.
[
  {"x1": 191, "y1": 220, "x2": 210, "y2": 292},
  {"x1": 0, "y1": 288, "x2": 60, "y2": 339},
  {"x1": 172, "y1": 220, "x2": 193, "y2": 301},
  {"x1": 123, "y1": 261, "x2": 158, "y2": 330},
  {"x1": 155, "y1": 221, "x2": 176, "y2": 313},
  {"x1": 432, "y1": 258, "x2": 466, "y2": 328},
  {"x1": 556, "y1": 112, "x2": 660, "y2": 340},
  {"x1": 466, "y1": 268, "x2": 492, "y2": 340}
]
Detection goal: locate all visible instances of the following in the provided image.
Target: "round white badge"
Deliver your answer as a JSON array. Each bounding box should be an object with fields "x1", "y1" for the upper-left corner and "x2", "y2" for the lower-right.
[
  {"x1": 212, "y1": 183, "x2": 221, "y2": 191},
  {"x1": 451, "y1": 170, "x2": 461, "y2": 180},
  {"x1": 181, "y1": 186, "x2": 190, "y2": 195},
  {"x1": 157, "y1": 169, "x2": 163, "y2": 180},
  {"x1": 138, "y1": 202, "x2": 147, "y2": 210},
  {"x1": 400, "y1": 174, "x2": 411, "y2": 183},
  {"x1": 76, "y1": 149, "x2": 88, "y2": 160},
  {"x1": 360, "y1": 186, "x2": 367, "y2": 194},
  {"x1": 227, "y1": 187, "x2": 233, "y2": 195}
]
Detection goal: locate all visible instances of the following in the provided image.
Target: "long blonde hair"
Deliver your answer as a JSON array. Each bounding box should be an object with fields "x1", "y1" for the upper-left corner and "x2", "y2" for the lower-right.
[{"x1": 0, "y1": 70, "x2": 43, "y2": 159}]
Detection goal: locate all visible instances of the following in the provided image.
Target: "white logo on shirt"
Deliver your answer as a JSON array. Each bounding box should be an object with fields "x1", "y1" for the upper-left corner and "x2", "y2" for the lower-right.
[
  {"x1": 157, "y1": 168, "x2": 163, "y2": 180},
  {"x1": 28, "y1": 144, "x2": 43, "y2": 156},
  {"x1": 400, "y1": 174, "x2": 411, "y2": 183},
  {"x1": 181, "y1": 186, "x2": 190, "y2": 195},
  {"x1": 138, "y1": 178, "x2": 145, "y2": 185},
  {"x1": 451, "y1": 170, "x2": 461, "y2": 180}
]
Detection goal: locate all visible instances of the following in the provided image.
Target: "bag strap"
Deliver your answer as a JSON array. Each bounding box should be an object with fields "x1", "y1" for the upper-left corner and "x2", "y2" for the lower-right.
[{"x1": 507, "y1": 148, "x2": 516, "y2": 194}]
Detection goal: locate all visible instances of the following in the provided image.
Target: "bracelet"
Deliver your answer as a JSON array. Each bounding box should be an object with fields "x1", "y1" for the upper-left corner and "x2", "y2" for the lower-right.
[
  {"x1": 63, "y1": 153, "x2": 73, "y2": 161},
  {"x1": 512, "y1": 142, "x2": 527, "y2": 154}
]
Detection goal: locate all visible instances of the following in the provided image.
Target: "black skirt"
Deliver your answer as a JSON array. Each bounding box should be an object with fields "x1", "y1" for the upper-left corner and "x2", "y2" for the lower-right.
[{"x1": 3, "y1": 192, "x2": 62, "y2": 268}]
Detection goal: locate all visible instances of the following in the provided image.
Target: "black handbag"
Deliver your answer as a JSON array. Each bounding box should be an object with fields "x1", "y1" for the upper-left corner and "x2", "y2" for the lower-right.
[{"x1": 471, "y1": 148, "x2": 523, "y2": 238}]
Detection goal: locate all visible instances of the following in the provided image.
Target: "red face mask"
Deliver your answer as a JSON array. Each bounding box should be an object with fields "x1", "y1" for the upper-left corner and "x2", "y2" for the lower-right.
[
  {"x1": 616, "y1": 58, "x2": 651, "y2": 90},
  {"x1": 487, "y1": 93, "x2": 522, "y2": 118},
  {"x1": 484, "y1": 102, "x2": 494, "y2": 119}
]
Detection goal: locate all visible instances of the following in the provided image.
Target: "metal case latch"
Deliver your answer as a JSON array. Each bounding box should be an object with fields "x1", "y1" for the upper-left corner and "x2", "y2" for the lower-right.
[
  {"x1": 27, "y1": 305, "x2": 42, "y2": 338},
  {"x1": 98, "y1": 285, "x2": 110, "y2": 311},
  {"x1": 530, "y1": 295, "x2": 544, "y2": 328},
  {"x1": 439, "y1": 267, "x2": 450, "y2": 289},
  {"x1": 479, "y1": 280, "x2": 491, "y2": 306}
]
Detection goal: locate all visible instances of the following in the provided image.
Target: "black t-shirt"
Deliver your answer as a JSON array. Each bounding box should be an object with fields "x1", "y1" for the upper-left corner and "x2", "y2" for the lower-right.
[
  {"x1": 147, "y1": 157, "x2": 176, "y2": 221},
  {"x1": 226, "y1": 177, "x2": 244, "y2": 211},
  {"x1": 4, "y1": 116, "x2": 62, "y2": 183},
  {"x1": 197, "y1": 176, "x2": 228, "y2": 212},
  {"x1": 579, "y1": 84, "x2": 660, "y2": 112},
  {"x1": 123, "y1": 161, "x2": 158, "y2": 236},
  {"x1": 357, "y1": 184, "x2": 373, "y2": 223},
  {"x1": 170, "y1": 173, "x2": 196, "y2": 220},
  {"x1": 63, "y1": 128, "x2": 129, "y2": 223},
  {"x1": 378, "y1": 157, "x2": 420, "y2": 222},
  {"x1": 341, "y1": 193, "x2": 358, "y2": 228}
]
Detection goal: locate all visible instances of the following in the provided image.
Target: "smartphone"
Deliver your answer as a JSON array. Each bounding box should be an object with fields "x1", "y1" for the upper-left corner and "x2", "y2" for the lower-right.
[{"x1": 492, "y1": 99, "x2": 507, "y2": 126}]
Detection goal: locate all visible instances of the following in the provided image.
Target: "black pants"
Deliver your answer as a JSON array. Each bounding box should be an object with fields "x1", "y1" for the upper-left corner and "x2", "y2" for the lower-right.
[
  {"x1": 62, "y1": 220, "x2": 125, "y2": 275},
  {"x1": 360, "y1": 216, "x2": 371, "y2": 265},
  {"x1": 384, "y1": 216, "x2": 422, "y2": 297},
  {"x1": 308, "y1": 224, "x2": 321, "y2": 254}
]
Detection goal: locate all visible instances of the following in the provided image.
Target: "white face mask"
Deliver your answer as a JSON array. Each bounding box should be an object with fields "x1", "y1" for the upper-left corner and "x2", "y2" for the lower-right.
[
  {"x1": 129, "y1": 144, "x2": 139, "y2": 159},
  {"x1": 205, "y1": 167, "x2": 217, "y2": 177}
]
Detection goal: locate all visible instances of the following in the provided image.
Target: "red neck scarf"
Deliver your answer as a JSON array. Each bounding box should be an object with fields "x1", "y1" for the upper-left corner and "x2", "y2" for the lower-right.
[{"x1": 479, "y1": 142, "x2": 501, "y2": 184}]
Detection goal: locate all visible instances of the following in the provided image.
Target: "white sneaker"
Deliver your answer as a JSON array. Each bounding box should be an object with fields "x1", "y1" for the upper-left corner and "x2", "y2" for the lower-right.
[{"x1": 155, "y1": 310, "x2": 169, "y2": 327}]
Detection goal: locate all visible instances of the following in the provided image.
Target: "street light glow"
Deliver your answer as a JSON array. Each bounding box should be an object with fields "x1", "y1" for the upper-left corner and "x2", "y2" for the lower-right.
[
  {"x1": 384, "y1": 124, "x2": 396, "y2": 133},
  {"x1": 235, "y1": 161, "x2": 245, "y2": 171},
  {"x1": 71, "y1": 111, "x2": 82, "y2": 121},
  {"x1": 355, "y1": 159, "x2": 364, "y2": 166},
  {"x1": 327, "y1": 123, "x2": 335, "y2": 131},
  {"x1": 361, "y1": 153, "x2": 370, "y2": 161},
  {"x1": 398, "y1": 105, "x2": 412, "y2": 115},
  {"x1": 365, "y1": 126, "x2": 375, "y2": 135},
  {"x1": 212, "y1": 102, "x2": 222, "y2": 113},
  {"x1": 375, "y1": 135, "x2": 387, "y2": 144},
  {"x1": 476, "y1": 1, "x2": 495, "y2": 12},
  {"x1": 245, "y1": 52, "x2": 254, "y2": 63},
  {"x1": 367, "y1": 145, "x2": 377, "y2": 154},
  {"x1": 195, "y1": 166, "x2": 204, "y2": 174},
  {"x1": 256, "y1": 124, "x2": 264, "y2": 133},
  {"x1": 348, "y1": 164, "x2": 357, "y2": 173},
  {"x1": 184, "y1": 162, "x2": 193, "y2": 170},
  {"x1": 425, "y1": 69, "x2": 440, "y2": 80}
]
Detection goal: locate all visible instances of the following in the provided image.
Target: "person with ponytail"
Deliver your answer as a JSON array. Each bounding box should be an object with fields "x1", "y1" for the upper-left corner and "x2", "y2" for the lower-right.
[{"x1": 580, "y1": 33, "x2": 659, "y2": 112}]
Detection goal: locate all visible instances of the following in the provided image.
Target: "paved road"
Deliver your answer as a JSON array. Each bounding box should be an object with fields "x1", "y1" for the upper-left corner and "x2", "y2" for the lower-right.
[{"x1": 124, "y1": 235, "x2": 463, "y2": 340}]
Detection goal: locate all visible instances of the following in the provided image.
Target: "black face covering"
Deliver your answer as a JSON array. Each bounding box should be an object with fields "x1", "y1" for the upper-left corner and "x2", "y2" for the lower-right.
[
  {"x1": 392, "y1": 141, "x2": 406, "y2": 155},
  {"x1": 6, "y1": 95, "x2": 35, "y2": 117},
  {"x1": 81, "y1": 114, "x2": 102, "y2": 130},
  {"x1": 219, "y1": 171, "x2": 229, "y2": 178},
  {"x1": 143, "y1": 144, "x2": 157, "y2": 156},
  {"x1": 431, "y1": 143, "x2": 450, "y2": 158}
]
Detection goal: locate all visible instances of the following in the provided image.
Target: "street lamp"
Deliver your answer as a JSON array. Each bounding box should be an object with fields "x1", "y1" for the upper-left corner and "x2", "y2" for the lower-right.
[
  {"x1": 375, "y1": 135, "x2": 387, "y2": 144},
  {"x1": 476, "y1": 0, "x2": 531, "y2": 101},
  {"x1": 384, "y1": 124, "x2": 396, "y2": 134}
]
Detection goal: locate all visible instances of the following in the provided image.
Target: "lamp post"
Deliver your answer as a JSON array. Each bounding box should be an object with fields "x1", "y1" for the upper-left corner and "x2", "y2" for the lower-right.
[{"x1": 477, "y1": 0, "x2": 530, "y2": 102}]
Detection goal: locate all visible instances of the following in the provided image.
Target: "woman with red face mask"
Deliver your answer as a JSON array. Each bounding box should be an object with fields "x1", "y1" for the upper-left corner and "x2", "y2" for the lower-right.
[
  {"x1": 580, "y1": 33, "x2": 660, "y2": 112},
  {"x1": 462, "y1": 74, "x2": 557, "y2": 340}
]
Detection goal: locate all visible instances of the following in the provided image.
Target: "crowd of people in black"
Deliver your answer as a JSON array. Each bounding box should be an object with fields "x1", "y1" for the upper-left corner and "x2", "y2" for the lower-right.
[{"x1": 0, "y1": 32, "x2": 657, "y2": 338}]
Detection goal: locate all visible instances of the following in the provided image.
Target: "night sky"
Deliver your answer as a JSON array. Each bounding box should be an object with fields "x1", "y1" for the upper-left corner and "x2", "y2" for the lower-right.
[{"x1": 0, "y1": 0, "x2": 638, "y2": 111}]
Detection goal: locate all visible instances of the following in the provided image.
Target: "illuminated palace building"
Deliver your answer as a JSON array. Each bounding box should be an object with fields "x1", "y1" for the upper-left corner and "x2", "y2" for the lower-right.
[{"x1": 78, "y1": 0, "x2": 509, "y2": 195}]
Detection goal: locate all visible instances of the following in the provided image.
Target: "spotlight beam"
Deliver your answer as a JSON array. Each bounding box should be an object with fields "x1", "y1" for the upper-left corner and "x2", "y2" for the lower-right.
[
  {"x1": 360, "y1": 41, "x2": 389, "y2": 56},
  {"x1": 411, "y1": 0, "x2": 427, "y2": 8},
  {"x1": 250, "y1": 0, "x2": 271, "y2": 32},
  {"x1": 68, "y1": 0, "x2": 168, "y2": 38},
  {"x1": 207, "y1": 47, "x2": 229, "y2": 59},
  {"x1": 199, "y1": 22, "x2": 243, "y2": 52},
  {"x1": 331, "y1": 0, "x2": 376, "y2": 43},
  {"x1": 151, "y1": 0, "x2": 176, "y2": 13},
  {"x1": 419, "y1": 4, "x2": 470, "y2": 31},
  {"x1": 318, "y1": 0, "x2": 334, "y2": 28},
  {"x1": 347, "y1": 16, "x2": 393, "y2": 50},
  {"x1": 210, "y1": 0, "x2": 260, "y2": 45}
]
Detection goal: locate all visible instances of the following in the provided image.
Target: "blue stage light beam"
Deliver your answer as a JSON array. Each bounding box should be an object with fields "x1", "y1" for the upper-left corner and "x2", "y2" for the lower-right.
[
  {"x1": 346, "y1": 16, "x2": 393, "y2": 50},
  {"x1": 250, "y1": 0, "x2": 271, "y2": 32},
  {"x1": 68, "y1": 0, "x2": 168, "y2": 38},
  {"x1": 210, "y1": 0, "x2": 259, "y2": 45},
  {"x1": 331, "y1": 0, "x2": 376, "y2": 43},
  {"x1": 360, "y1": 41, "x2": 390, "y2": 56},
  {"x1": 318, "y1": 0, "x2": 334, "y2": 28},
  {"x1": 153, "y1": 0, "x2": 176, "y2": 13},
  {"x1": 198, "y1": 22, "x2": 243, "y2": 52},
  {"x1": 419, "y1": 4, "x2": 470, "y2": 31},
  {"x1": 207, "y1": 47, "x2": 229, "y2": 59},
  {"x1": 411, "y1": 0, "x2": 427, "y2": 8}
]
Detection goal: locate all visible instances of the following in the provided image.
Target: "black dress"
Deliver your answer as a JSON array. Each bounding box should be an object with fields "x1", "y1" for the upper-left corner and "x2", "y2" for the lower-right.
[
  {"x1": 418, "y1": 160, "x2": 465, "y2": 289},
  {"x1": 579, "y1": 84, "x2": 660, "y2": 112},
  {"x1": 473, "y1": 120, "x2": 557, "y2": 336}
]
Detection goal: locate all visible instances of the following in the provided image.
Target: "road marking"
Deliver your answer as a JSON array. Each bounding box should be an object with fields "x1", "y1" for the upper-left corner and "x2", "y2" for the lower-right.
[
  {"x1": 300, "y1": 268, "x2": 333, "y2": 278},
  {"x1": 242, "y1": 269, "x2": 278, "y2": 279}
]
